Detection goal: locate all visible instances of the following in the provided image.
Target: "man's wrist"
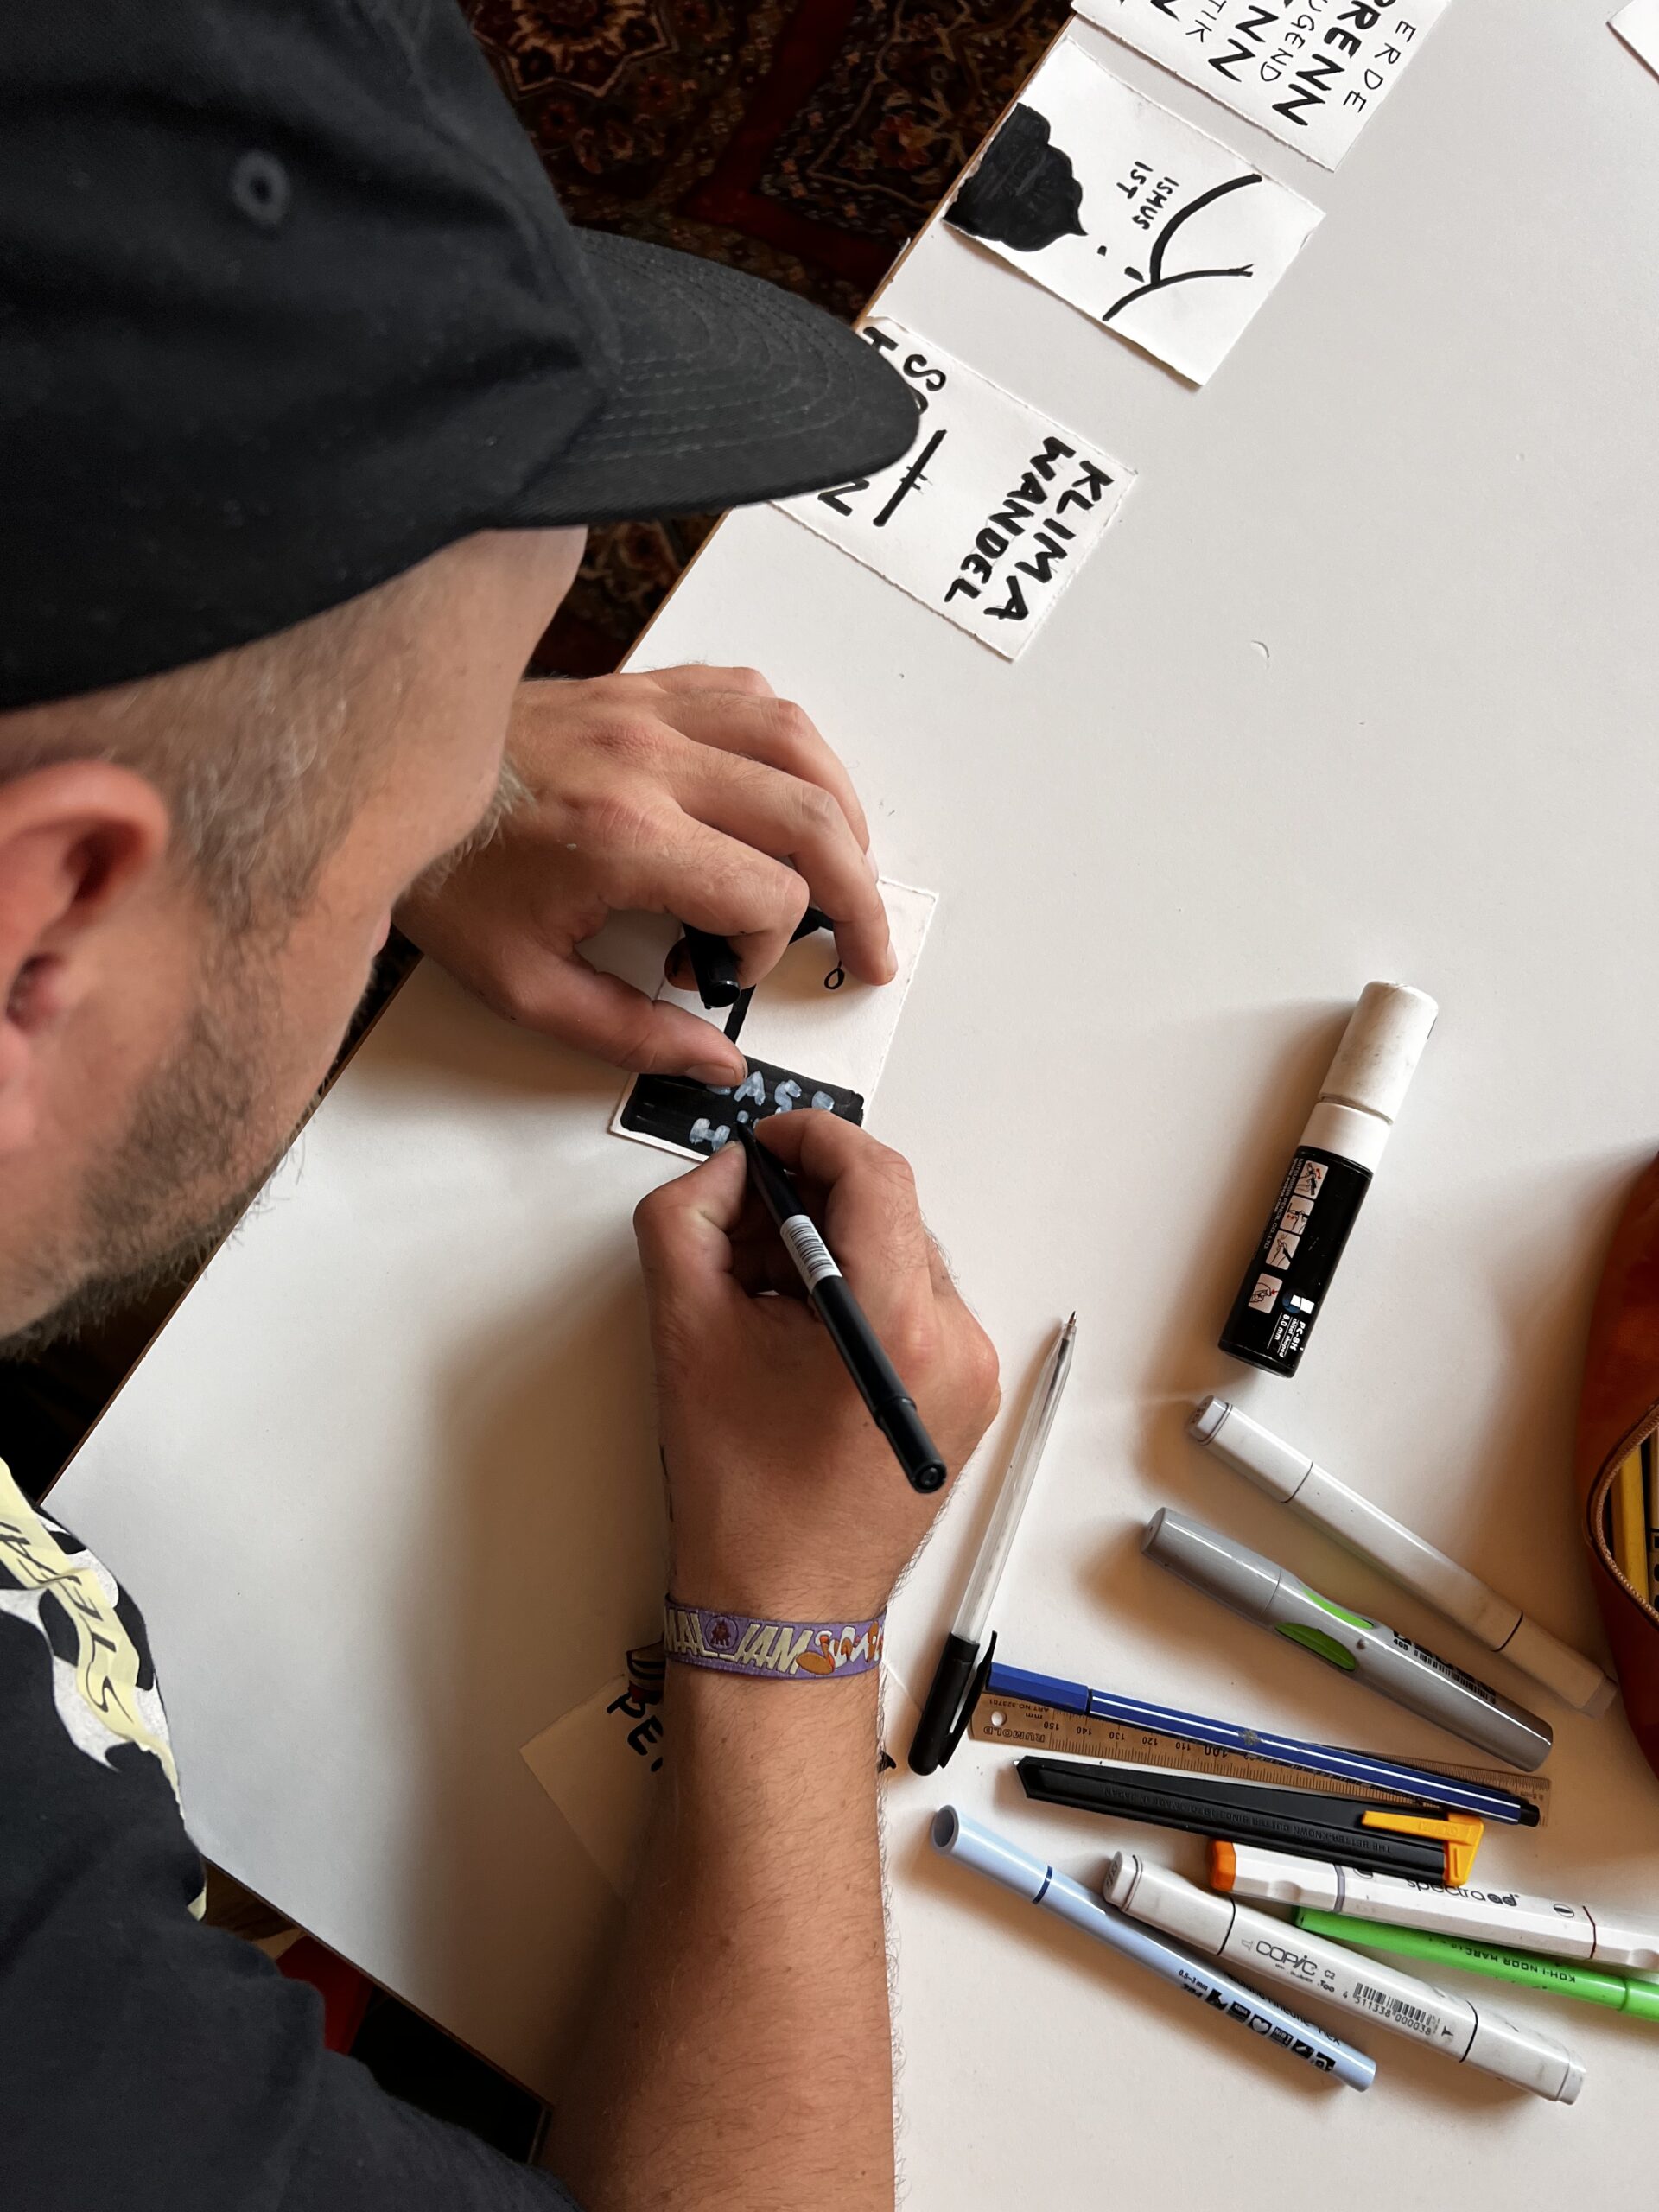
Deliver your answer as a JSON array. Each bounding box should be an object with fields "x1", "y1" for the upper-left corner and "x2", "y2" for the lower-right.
[{"x1": 664, "y1": 1596, "x2": 884, "y2": 1682}]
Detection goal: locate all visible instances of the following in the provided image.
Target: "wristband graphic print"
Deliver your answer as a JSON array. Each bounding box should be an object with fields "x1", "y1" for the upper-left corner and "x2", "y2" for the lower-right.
[{"x1": 664, "y1": 1597, "x2": 885, "y2": 1681}]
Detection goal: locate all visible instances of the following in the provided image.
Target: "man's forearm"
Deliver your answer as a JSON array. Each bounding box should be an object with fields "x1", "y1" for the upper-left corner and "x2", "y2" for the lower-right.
[{"x1": 547, "y1": 1666, "x2": 893, "y2": 2211}]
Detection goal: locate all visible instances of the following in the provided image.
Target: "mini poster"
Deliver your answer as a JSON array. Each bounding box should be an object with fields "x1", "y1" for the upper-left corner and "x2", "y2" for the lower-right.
[
  {"x1": 947, "y1": 38, "x2": 1322, "y2": 385},
  {"x1": 774, "y1": 317, "x2": 1134, "y2": 658},
  {"x1": 1613, "y1": 0, "x2": 1659, "y2": 79},
  {"x1": 612, "y1": 879, "x2": 936, "y2": 1161},
  {"x1": 520, "y1": 1643, "x2": 666, "y2": 1898},
  {"x1": 1074, "y1": 0, "x2": 1452, "y2": 170}
]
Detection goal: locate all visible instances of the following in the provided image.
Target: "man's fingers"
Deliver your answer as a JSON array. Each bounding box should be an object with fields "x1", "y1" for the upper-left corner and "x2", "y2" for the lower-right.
[
  {"x1": 633, "y1": 1144, "x2": 749, "y2": 1320},
  {"x1": 635, "y1": 664, "x2": 778, "y2": 702},
  {"x1": 755, "y1": 1114, "x2": 937, "y2": 1315},
  {"x1": 676, "y1": 754, "x2": 893, "y2": 987},
  {"x1": 496, "y1": 953, "x2": 745, "y2": 1082},
  {"x1": 660, "y1": 690, "x2": 872, "y2": 855}
]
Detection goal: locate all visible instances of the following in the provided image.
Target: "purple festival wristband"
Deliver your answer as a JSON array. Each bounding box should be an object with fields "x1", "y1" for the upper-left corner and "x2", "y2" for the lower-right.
[{"x1": 664, "y1": 1598, "x2": 885, "y2": 1681}]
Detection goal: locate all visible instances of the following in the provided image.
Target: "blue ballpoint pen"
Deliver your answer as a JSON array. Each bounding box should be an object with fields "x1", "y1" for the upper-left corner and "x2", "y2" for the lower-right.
[{"x1": 985, "y1": 1662, "x2": 1538, "y2": 1827}]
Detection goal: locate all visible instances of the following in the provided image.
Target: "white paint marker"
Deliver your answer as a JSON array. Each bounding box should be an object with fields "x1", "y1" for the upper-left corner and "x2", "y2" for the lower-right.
[
  {"x1": 1214, "y1": 1841, "x2": 1659, "y2": 1972},
  {"x1": 1107, "y1": 1852, "x2": 1583, "y2": 2101},
  {"x1": 1188, "y1": 1397, "x2": 1617, "y2": 1718}
]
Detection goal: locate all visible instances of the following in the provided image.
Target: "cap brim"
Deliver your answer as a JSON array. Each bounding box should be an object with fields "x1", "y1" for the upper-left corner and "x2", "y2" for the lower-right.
[{"x1": 503, "y1": 232, "x2": 922, "y2": 527}]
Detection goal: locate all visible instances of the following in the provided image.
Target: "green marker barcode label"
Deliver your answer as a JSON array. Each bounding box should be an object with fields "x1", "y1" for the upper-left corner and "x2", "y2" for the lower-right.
[{"x1": 968, "y1": 1694, "x2": 1551, "y2": 1826}]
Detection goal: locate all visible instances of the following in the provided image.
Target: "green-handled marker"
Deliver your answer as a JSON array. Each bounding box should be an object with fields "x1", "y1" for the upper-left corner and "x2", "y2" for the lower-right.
[{"x1": 1295, "y1": 1908, "x2": 1659, "y2": 2023}]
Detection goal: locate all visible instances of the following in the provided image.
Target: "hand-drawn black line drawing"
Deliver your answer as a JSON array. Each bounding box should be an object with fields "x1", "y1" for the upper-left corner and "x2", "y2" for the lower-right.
[
  {"x1": 947, "y1": 105, "x2": 1084, "y2": 255},
  {"x1": 873, "y1": 427, "x2": 947, "y2": 529},
  {"x1": 1098, "y1": 171, "x2": 1262, "y2": 324}
]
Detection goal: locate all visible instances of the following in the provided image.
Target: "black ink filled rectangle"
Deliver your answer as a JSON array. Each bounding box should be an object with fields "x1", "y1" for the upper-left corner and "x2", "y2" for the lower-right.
[{"x1": 620, "y1": 1058, "x2": 864, "y2": 1156}]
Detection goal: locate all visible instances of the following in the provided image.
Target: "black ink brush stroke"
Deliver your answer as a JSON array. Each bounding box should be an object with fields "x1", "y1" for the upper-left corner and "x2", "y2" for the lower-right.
[
  {"x1": 1103, "y1": 171, "x2": 1262, "y2": 326},
  {"x1": 948, "y1": 105, "x2": 1084, "y2": 255}
]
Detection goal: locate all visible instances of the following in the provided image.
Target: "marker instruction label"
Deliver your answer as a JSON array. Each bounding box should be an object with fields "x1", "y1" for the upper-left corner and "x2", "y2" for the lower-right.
[
  {"x1": 1075, "y1": 0, "x2": 1452, "y2": 171},
  {"x1": 775, "y1": 318, "x2": 1134, "y2": 658}
]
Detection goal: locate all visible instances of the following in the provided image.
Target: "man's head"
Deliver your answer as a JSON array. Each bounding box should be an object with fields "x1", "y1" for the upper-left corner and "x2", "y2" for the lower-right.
[{"x1": 0, "y1": 526, "x2": 584, "y2": 1352}]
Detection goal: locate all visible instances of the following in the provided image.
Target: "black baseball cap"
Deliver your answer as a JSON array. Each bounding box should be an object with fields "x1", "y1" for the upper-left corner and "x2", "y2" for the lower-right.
[{"x1": 0, "y1": 3, "x2": 921, "y2": 710}]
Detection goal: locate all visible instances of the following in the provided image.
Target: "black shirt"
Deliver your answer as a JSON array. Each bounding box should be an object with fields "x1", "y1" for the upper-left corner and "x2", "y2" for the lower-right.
[{"x1": 0, "y1": 1460, "x2": 581, "y2": 2210}]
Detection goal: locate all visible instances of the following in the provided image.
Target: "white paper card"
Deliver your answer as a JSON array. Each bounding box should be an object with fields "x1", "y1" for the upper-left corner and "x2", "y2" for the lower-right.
[
  {"x1": 521, "y1": 1660, "x2": 665, "y2": 1898},
  {"x1": 775, "y1": 318, "x2": 1134, "y2": 657},
  {"x1": 1076, "y1": 0, "x2": 1452, "y2": 171},
  {"x1": 611, "y1": 878, "x2": 937, "y2": 1160},
  {"x1": 1613, "y1": 0, "x2": 1659, "y2": 77},
  {"x1": 947, "y1": 39, "x2": 1321, "y2": 385}
]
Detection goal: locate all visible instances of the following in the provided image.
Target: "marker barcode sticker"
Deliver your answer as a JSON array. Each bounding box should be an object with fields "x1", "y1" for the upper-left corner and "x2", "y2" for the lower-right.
[
  {"x1": 969, "y1": 1694, "x2": 1551, "y2": 1824},
  {"x1": 782, "y1": 1215, "x2": 841, "y2": 1287}
]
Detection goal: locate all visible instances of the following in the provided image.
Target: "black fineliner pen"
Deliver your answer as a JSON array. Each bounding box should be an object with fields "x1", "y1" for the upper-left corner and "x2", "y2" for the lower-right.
[{"x1": 737, "y1": 1124, "x2": 946, "y2": 1495}]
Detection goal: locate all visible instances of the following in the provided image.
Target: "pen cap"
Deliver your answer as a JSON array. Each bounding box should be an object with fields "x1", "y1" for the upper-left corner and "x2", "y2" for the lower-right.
[
  {"x1": 1188, "y1": 1398, "x2": 1310, "y2": 1503},
  {"x1": 1465, "y1": 2012, "x2": 1584, "y2": 2104},
  {"x1": 1142, "y1": 1507, "x2": 1283, "y2": 1623},
  {"x1": 1319, "y1": 982, "x2": 1438, "y2": 1127},
  {"x1": 930, "y1": 1805, "x2": 1044, "y2": 1904},
  {"x1": 1211, "y1": 1842, "x2": 1338, "y2": 1909},
  {"x1": 1500, "y1": 1613, "x2": 1618, "y2": 1718},
  {"x1": 1103, "y1": 1853, "x2": 1231, "y2": 1955}
]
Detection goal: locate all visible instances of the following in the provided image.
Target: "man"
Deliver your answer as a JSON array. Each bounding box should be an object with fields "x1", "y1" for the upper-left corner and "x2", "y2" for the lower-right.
[{"x1": 0, "y1": 7, "x2": 1001, "y2": 2210}]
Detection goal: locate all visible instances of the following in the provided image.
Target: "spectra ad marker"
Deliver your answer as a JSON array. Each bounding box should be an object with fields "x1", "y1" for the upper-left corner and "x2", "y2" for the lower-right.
[{"x1": 1219, "y1": 982, "x2": 1437, "y2": 1377}]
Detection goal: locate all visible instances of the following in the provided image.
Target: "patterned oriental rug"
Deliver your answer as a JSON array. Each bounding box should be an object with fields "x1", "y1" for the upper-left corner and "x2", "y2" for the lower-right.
[{"x1": 463, "y1": 0, "x2": 1069, "y2": 669}]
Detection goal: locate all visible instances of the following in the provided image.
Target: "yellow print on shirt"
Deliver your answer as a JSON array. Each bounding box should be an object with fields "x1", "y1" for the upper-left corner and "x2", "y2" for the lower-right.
[{"x1": 0, "y1": 1456, "x2": 179, "y2": 1792}]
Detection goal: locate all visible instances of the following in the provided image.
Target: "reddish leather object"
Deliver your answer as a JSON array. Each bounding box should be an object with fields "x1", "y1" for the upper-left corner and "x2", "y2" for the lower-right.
[{"x1": 1575, "y1": 1152, "x2": 1659, "y2": 1783}]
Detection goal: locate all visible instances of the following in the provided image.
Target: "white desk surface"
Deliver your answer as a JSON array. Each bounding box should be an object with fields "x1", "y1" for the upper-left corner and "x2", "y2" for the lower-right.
[{"x1": 55, "y1": 4, "x2": 1659, "y2": 2202}]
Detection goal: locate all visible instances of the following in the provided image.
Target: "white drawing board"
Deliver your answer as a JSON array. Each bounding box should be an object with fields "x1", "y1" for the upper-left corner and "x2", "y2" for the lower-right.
[
  {"x1": 50, "y1": 6, "x2": 1659, "y2": 2202},
  {"x1": 947, "y1": 38, "x2": 1322, "y2": 385}
]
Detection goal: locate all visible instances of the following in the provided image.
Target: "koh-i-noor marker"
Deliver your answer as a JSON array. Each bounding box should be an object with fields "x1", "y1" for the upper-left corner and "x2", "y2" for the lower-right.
[
  {"x1": 1294, "y1": 1909, "x2": 1659, "y2": 2025},
  {"x1": 983, "y1": 1660, "x2": 1539, "y2": 1826},
  {"x1": 931, "y1": 1808, "x2": 1374, "y2": 2089},
  {"x1": 910, "y1": 1315, "x2": 1077, "y2": 1774},
  {"x1": 1141, "y1": 1507, "x2": 1554, "y2": 1771},
  {"x1": 1216, "y1": 1844, "x2": 1659, "y2": 1970},
  {"x1": 1015, "y1": 1756, "x2": 1482, "y2": 1884},
  {"x1": 1108, "y1": 1854, "x2": 1582, "y2": 2101},
  {"x1": 1188, "y1": 1396, "x2": 1616, "y2": 1717}
]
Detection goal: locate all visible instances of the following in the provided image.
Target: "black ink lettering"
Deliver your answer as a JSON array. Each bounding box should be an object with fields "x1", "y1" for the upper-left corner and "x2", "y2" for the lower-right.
[
  {"x1": 817, "y1": 479, "x2": 868, "y2": 516},
  {"x1": 1208, "y1": 38, "x2": 1255, "y2": 79},
  {"x1": 984, "y1": 574, "x2": 1029, "y2": 623},
  {"x1": 1274, "y1": 49, "x2": 1344, "y2": 125},
  {"x1": 1014, "y1": 531, "x2": 1071, "y2": 585}
]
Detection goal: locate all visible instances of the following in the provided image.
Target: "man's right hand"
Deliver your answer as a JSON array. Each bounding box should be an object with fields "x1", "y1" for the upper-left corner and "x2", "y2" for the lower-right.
[{"x1": 633, "y1": 1113, "x2": 1001, "y2": 1624}]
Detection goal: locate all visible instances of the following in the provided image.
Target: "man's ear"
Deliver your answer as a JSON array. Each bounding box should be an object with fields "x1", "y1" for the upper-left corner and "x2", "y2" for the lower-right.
[{"x1": 0, "y1": 760, "x2": 173, "y2": 1154}]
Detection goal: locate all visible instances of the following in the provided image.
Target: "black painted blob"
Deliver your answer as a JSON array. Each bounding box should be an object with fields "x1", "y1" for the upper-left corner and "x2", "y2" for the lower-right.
[{"x1": 948, "y1": 105, "x2": 1085, "y2": 255}]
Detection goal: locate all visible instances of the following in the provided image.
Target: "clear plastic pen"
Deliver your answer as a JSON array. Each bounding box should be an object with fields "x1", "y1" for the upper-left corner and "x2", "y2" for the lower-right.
[{"x1": 908, "y1": 1314, "x2": 1075, "y2": 1772}]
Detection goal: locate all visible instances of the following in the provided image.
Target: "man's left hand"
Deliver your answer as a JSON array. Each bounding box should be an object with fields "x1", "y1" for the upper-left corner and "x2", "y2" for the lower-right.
[{"x1": 396, "y1": 666, "x2": 894, "y2": 1084}]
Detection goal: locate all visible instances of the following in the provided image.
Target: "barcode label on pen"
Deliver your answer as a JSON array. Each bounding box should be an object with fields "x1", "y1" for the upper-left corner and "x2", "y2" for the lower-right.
[
  {"x1": 968, "y1": 1695, "x2": 1551, "y2": 1823},
  {"x1": 1355, "y1": 1984, "x2": 1438, "y2": 2039},
  {"x1": 781, "y1": 1216, "x2": 840, "y2": 1287}
]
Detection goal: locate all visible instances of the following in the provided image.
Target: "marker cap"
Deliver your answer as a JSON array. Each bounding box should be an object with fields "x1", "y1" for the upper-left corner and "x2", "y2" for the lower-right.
[
  {"x1": 1211, "y1": 1840, "x2": 1337, "y2": 1908},
  {"x1": 1465, "y1": 2010, "x2": 1584, "y2": 2103},
  {"x1": 1142, "y1": 1506, "x2": 1282, "y2": 1623},
  {"x1": 1188, "y1": 1397, "x2": 1310, "y2": 1503},
  {"x1": 1105, "y1": 1852, "x2": 1232, "y2": 1953},
  {"x1": 1320, "y1": 982, "x2": 1439, "y2": 1126}
]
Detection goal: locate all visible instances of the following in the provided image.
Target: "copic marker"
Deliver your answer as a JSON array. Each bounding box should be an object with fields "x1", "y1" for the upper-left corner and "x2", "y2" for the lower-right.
[
  {"x1": 1142, "y1": 1507, "x2": 1553, "y2": 1770},
  {"x1": 1107, "y1": 1855, "x2": 1582, "y2": 2101},
  {"x1": 986, "y1": 1659, "x2": 1538, "y2": 1825},
  {"x1": 1219, "y1": 982, "x2": 1437, "y2": 1377},
  {"x1": 1015, "y1": 1755, "x2": 1482, "y2": 1883},
  {"x1": 930, "y1": 1807, "x2": 1373, "y2": 2089},
  {"x1": 1188, "y1": 1397, "x2": 1616, "y2": 1717},
  {"x1": 1295, "y1": 1910, "x2": 1659, "y2": 2024},
  {"x1": 1214, "y1": 1843, "x2": 1659, "y2": 1970}
]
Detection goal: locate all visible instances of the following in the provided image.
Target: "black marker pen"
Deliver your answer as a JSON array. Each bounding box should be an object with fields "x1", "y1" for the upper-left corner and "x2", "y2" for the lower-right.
[
  {"x1": 738, "y1": 1125, "x2": 946, "y2": 1494},
  {"x1": 1219, "y1": 982, "x2": 1438, "y2": 1378}
]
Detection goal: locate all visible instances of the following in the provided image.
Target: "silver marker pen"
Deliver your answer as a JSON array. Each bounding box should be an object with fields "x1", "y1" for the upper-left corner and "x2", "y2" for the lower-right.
[
  {"x1": 1106, "y1": 1853, "x2": 1583, "y2": 2101},
  {"x1": 1142, "y1": 1507, "x2": 1553, "y2": 1770}
]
